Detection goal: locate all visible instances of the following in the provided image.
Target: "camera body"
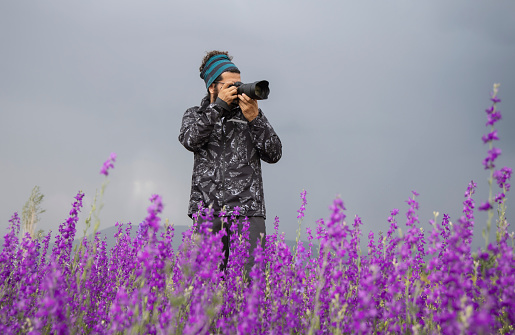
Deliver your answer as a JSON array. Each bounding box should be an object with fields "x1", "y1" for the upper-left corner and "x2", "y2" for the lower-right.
[{"x1": 230, "y1": 80, "x2": 270, "y2": 100}]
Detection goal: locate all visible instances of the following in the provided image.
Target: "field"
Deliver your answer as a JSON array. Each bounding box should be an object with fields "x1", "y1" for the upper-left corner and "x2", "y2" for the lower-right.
[{"x1": 1, "y1": 85, "x2": 513, "y2": 334}]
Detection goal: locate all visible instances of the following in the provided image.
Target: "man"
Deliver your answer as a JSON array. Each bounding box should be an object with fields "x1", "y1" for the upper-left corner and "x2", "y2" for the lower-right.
[{"x1": 179, "y1": 51, "x2": 282, "y2": 274}]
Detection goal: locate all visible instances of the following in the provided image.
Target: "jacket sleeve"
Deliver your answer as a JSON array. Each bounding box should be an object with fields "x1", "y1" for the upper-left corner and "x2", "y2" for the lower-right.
[
  {"x1": 178, "y1": 105, "x2": 222, "y2": 152},
  {"x1": 248, "y1": 109, "x2": 282, "y2": 163}
]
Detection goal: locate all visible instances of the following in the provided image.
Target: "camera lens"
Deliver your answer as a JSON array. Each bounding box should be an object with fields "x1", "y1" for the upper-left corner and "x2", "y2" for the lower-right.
[
  {"x1": 237, "y1": 81, "x2": 269, "y2": 100},
  {"x1": 255, "y1": 85, "x2": 262, "y2": 97}
]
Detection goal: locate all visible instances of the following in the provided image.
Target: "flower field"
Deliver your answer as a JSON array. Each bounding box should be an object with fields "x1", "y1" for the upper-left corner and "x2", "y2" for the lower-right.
[{"x1": 1, "y1": 85, "x2": 514, "y2": 334}]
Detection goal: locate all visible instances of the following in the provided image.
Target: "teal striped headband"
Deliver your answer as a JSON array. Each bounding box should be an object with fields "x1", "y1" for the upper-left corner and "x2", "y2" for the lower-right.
[{"x1": 200, "y1": 54, "x2": 239, "y2": 88}]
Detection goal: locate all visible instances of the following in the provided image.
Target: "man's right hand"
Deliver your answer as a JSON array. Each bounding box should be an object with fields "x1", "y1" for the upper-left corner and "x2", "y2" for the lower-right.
[{"x1": 217, "y1": 82, "x2": 238, "y2": 105}]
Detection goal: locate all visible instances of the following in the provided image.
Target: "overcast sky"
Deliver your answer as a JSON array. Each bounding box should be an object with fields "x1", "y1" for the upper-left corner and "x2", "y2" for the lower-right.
[{"x1": 1, "y1": 1, "x2": 514, "y2": 250}]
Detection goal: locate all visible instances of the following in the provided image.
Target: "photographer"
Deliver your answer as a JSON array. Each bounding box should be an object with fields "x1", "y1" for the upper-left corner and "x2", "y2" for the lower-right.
[{"x1": 179, "y1": 50, "x2": 282, "y2": 275}]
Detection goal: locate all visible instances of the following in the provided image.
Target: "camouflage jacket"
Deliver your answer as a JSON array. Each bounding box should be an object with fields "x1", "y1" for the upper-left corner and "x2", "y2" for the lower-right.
[{"x1": 179, "y1": 97, "x2": 282, "y2": 219}]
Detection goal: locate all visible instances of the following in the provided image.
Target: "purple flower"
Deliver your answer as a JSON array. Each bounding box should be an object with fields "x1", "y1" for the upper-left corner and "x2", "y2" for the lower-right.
[
  {"x1": 138, "y1": 194, "x2": 164, "y2": 240},
  {"x1": 481, "y1": 130, "x2": 499, "y2": 143},
  {"x1": 233, "y1": 205, "x2": 241, "y2": 216},
  {"x1": 478, "y1": 202, "x2": 492, "y2": 211},
  {"x1": 479, "y1": 251, "x2": 489, "y2": 260},
  {"x1": 482, "y1": 147, "x2": 502, "y2": 169},
  {"x1": 494, "y1": 193, "x2": 505, "y2": 204},
  {"x1": 328, "y1": 197, "x2": 346, "y2": 224},
  {"x1": 297, "y1": 190, "x2": 308, "y2": 219},
  {"x1": 51, "y1": 191, "x2": 84, "y2": 267},
  {"x1": 493, "y1": 167, "x2": 512, "y2": 191},
  {"x1": 488, "y1": 147, "x2": 501, "y2": 161},
  {"x1": 100, "y1": 152, "x2": 117, "y2": 176},
  {"x1": 486, "y1": 111, "x2": 502, "y2": 126}
]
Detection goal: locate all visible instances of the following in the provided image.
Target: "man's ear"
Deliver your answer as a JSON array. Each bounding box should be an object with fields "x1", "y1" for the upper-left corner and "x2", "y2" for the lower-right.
[{"x1": 208, "y1": 83, "x2": 216, "y2": 95}]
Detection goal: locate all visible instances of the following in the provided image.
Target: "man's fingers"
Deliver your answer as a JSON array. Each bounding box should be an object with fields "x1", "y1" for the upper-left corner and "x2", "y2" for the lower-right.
[
  {"x1": 238, "y1": 93, "x2": 251, "y2": 102},
  {"x1": 222, "y1": 83, "x2": 237, "y2": 96}
]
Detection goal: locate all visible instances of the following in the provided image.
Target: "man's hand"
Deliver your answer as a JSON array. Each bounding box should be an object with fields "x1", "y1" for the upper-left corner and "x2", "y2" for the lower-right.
[
  {"x1": 217, "y1": 82, "x2": 238, "y2": 105},
  {"x1": 239, "y1": 93, "x2": 259, "y2": 122}
]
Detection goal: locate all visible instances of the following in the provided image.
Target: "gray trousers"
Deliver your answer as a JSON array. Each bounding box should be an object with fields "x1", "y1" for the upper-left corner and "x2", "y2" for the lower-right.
[{"x1": 196, "y1": 216, "x2": 266, "y2": 276}]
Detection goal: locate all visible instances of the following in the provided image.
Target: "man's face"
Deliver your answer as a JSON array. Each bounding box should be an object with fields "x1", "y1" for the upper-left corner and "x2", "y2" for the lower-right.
[{"x1": 210, "y1": 71, "x2": 242, "y2": 102}]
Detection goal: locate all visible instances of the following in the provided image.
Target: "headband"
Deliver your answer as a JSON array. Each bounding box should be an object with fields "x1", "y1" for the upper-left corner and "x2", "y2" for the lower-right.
[{"x1": 200, "y1": 54, "x2": 239, "y2": 88}]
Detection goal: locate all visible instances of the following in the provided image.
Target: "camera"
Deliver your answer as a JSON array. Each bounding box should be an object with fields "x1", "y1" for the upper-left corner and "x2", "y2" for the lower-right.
[{"x1": 231, "y1": 80, "x2": 270, "y2": 100}]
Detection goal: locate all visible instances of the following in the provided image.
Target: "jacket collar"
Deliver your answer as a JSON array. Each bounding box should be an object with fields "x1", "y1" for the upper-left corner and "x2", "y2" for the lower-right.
[{"x1": 199, "y1": 96, "x2": 210, "y2": 111}]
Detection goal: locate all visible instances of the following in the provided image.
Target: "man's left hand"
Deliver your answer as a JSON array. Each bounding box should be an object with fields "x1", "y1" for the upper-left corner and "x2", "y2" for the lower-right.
[{"x1": 239, "y1": 93, "x2": 259, "y2": 122}]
